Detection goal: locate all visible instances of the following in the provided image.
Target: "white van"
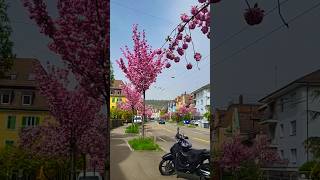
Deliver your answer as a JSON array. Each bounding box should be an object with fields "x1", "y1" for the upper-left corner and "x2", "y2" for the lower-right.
[
  {"x1": 133, "y1": 115, "x2": 142, "y2": 123},
  {"x1": 77, "y1": 172, "x2": 102, "y2": 180}
]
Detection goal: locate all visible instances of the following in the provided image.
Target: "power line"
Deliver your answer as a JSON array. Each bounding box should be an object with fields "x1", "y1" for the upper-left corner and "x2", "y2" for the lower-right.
[
  {"x1": 213, "y1": 1, "x2": 320, "y2": 67},
  {"x1": 212, "y1": 0, "x2": 291, "y2": 52},
  {"x1": 110, "y1": 0, "x2": 176, "y2": 25}
]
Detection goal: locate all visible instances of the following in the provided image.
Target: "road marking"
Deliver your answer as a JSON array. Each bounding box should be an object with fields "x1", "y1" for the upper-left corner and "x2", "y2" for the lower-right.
[
  {"x1": 157, "y1": 124, "x2": 175, "y2": 133},
  {"x1": 193, "y1": 137, "x2": 210, "y2": 144},
  {"x1": 125, "y1": 139, "x2": 134, "y2": 152},
  {"x1": 158, "y1": 136, "x2": 167, "y2": 142}
]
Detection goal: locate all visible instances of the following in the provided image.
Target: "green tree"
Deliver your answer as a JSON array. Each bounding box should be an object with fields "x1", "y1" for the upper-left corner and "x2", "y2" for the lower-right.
[
  {"x1": 110, "y1": 62, "x2": 115, "y2": 83},
  {"x1": 0, "y1": 0, "x2": 14, "y2": 77}
]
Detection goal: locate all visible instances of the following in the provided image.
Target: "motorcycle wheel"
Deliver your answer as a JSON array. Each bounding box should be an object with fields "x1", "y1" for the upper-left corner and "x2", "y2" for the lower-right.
[
  {"x1": 159, "y1": 159, "x2": 175, "y2": 176},
  {"x1": 199, "y1": 161, "x2": 211, "y2": 180}
]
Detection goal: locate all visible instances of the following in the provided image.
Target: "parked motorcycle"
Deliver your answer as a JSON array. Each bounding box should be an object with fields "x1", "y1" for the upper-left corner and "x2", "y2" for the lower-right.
[{"x1": 159, "y1": 127, "x2": 211, "y2": 180}]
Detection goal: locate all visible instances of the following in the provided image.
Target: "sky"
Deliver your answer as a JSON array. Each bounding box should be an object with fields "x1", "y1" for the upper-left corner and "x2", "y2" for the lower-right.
[
  {"x1": 7, "y1": 0, "x2": 59, "y2": 66},
  {"x1": 111, "y1": 0, "x2": 210, "y2": 100},
  {"x1": 212, "y1": 0, "x2": 320, "y2": 108}
]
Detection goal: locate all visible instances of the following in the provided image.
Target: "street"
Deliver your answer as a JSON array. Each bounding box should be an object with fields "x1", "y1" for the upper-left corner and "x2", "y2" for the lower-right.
[
  {"x1": 110, "y1": 122, "x2": 210, "y2": 180},
  {"x1": 146, "y1": 121, "x2": 210, "y2": 153}
]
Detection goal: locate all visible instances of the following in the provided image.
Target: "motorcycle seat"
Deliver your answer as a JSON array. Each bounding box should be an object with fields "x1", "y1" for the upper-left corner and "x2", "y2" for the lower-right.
[{"x1": 182, "y1": 149, "x2": 208, "y2": 157}]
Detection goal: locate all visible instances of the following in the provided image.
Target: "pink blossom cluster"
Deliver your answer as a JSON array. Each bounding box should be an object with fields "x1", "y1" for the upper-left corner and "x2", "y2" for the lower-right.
[
  {"x1": 177, "y1": 104, "x2": 198, "y2": 117},
  {"x1": 117, "y1": 24, "x2": 166, "y2": 93},
  {"x1": 163, "y1": 0, "x2": 219, "y2": 70},
  {"x1": 117, "y1": 83, "x2": 142, "y2": 112},
  {"x1": 218, "y1": 135, "x2": 282, "y2": 171},
  {"x1": 20, "y1": 63, "x2": 107, "y2": 171},
  {"x1": 22, "y1": 0, "x2": 109, "y2": 100}
]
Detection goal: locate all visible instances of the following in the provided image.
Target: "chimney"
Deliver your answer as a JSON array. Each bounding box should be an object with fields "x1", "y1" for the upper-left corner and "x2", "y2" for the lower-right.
[{"x1": 239, "y1": 95, "x2": 243, "y2": 104}]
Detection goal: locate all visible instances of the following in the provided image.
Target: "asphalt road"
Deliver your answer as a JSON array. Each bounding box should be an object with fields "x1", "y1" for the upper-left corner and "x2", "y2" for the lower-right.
[
  {"x1": 145, "y1": 122, "x2": 210, "y2": 153},
  {"x1": 110, "y1": 123, "x2": 210, "y2": 180}
]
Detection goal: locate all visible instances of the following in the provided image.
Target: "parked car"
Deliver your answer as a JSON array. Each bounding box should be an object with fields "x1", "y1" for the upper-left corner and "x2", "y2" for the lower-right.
[
  {"x1": 133, "y1": 116, "x2": 142, "y2": 123},
  {"x1": 192, "y1": 120, "x2": 201, "y2": 126},
  {"x1": 183, "y1": 120, "x2": 190, "y2": 124},
  {"x1": 78, "y1": 172, "x2": 102, "y2": 180},
  {"x1": 159, "y1": 119, "x2": 165, "y2": 124}
]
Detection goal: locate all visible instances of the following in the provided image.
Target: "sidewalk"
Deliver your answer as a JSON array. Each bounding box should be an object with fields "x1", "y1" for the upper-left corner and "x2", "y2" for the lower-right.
[{"x1": 110, "y1": 125, "x2": 184, "y2": 180}]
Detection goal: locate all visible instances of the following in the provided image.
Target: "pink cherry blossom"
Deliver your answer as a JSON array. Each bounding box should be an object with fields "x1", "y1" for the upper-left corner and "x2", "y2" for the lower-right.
[
  {"x1": 194, "y1": 52, "x2": 202, "y2": 61},
  {"x1": 180, "y1": 13, "x2": 189, "y2": 22},
  {"x1": 186, "y1": 63, "x2": 193, "y2": 70},
  {"x1": 182, "y1": 43, "x2": 188, "y2": 49}
]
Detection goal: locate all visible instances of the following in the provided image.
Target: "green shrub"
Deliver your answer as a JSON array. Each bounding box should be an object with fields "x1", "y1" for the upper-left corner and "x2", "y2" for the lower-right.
[
  {"x1": 128, "y1": 137, "x2": 160, "y2": 150},
  {"x1": 125, "y1": 124, "x2": 140, "y2": 134},
  {"x1": 177, "y1": 121, "x2": 184, "y2": 126},
  {"x1": 188, "y1": 124, "x2": 196, "y2": 128},
  {"x1": 299, "y1": 161, "x2": 317, "y2": 172},
  {"x1": 311, "y1": 163, "x2": 320, "y2": 178}
]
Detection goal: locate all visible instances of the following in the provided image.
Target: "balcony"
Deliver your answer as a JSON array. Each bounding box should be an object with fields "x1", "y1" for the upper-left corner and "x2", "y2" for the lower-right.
[{"x1": 260, "y1": 118, "x2": 278, "y2": 125}]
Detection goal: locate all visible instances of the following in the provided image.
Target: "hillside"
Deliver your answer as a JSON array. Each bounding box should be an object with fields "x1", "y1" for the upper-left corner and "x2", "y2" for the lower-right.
[{"x1": 145, "y1": 100, "x2": 169, "y2": 110}]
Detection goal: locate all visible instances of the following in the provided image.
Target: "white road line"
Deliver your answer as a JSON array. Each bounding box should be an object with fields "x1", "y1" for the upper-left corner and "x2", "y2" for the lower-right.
[
  {"x1": 125, "y1": 139, "x2": 134, "y2": 152},
  {"x1": 158, "y1": 136, "x2": 167, "y2": 142}
]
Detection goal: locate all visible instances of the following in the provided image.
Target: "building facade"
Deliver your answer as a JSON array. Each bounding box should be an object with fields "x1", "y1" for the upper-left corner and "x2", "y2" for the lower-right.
[
  {"x1": 110, "y1": 80, "x2": 127, "y2": 109},
  {"x1": 192, "y1": 83, "x2": 210, "y2": 117},
  {"x1": 167, "y1": 100, "x2": 176, "y2": 113},
  {"x1": 175, "y1": 92, "x2": 193, "y2": 110},
  {"x1": 213, "y1": 96, "x2": 266, "y2": 151},
  {"x1": 0, "y1": 58, "x2": 51, "y2": 148},
  {"x1": 259, "y1": 70, "x2": 320, "y2": 170}
]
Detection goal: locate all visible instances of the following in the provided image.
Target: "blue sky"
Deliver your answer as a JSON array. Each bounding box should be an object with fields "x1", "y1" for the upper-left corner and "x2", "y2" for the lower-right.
[{"x1": 111, "y1": 0, "x2": 210, "y2": 100}]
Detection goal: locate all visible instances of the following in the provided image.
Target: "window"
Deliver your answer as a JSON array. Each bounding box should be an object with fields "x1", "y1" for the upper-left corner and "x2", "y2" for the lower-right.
[
  {"x1": 280, "y1": 98, "x2": 284, "y2": 112},
  {"x1": 22, "y1": 117, "x2": 40, "y2": 127},
  {"x1": 5, "y1": 140, "x2": 14, "y2": 146},
  {"x1": 28, "y1": 73, "x2": 35, "y2": 80},
  {"x1": 290, "y1": 120, "x2": 296, "y2": 136},
  {"x1": 112, "y1": 97, "x2": 115, "y2": 103},
  {"x1": 22, "y1": 95, "x2": 32, "y2": 105},
  {"x1": 10, "y1": 74, "x2": 16, "y2": 80},
  {"x1": 290, "y1": 149, "x2": 297, "y2": 164},
  {"x1": 118, "y1": 98, "x2": 122, "y2": 102},
  {"x1": 1, "y1": 93, "x2": 11, "y2": 104},
  {"x1": 280, "y1": 124, "x2": 284, "y2": 138},
  {"x1": 117, "y1": 91, "x2": 120, "y2": 95},
  {"x1": 280, "y1": 150, "x2": 284, "y2": 159},
  {"x1": 7, "y1": 116, "x2": 16, "y2": 129},
  {"x1": 110, "y1": 90, "x2": 114, "y2": 95},
  {"x1": 201, "y1": 99, "x2": 203, "y2": 105}
]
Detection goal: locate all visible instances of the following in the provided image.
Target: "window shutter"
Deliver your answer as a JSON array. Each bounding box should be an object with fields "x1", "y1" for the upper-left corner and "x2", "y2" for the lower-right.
[
  {"x1": 12, "y1": 117, "x2": 16, "y2": 129},
  {"x1": 7, "y1": 117, "x2": 11, "y2": 129},
  {"x1": 36, "y1": 117, "x2": 40, "y2": 125},
  {"x1": 22, "y1": 117, "x2": 26, "y2": 128}
]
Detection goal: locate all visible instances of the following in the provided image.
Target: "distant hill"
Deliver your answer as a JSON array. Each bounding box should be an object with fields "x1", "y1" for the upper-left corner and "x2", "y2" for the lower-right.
[{"x1": 145, "y1": 100, "x2": 169, "y2": 110}]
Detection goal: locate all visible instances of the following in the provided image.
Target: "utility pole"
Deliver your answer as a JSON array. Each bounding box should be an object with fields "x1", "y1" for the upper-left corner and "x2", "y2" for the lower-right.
[
  {"x1": 275, "y1": 65, "x2": 278, "y2": 89},
  {"x1": 306, "y1": 83, "x2": 309, "y2": 161}
]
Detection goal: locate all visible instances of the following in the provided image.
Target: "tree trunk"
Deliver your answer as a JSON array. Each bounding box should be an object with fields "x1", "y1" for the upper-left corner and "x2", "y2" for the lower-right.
[
  {"x1": 142, "y1": 90, "x2": 146, "y2": 137},
  {"x1": 83, "y1": 154, "x2": 86, "y2": 178},
  {"x1": 132, "y1": 107, "x2": 135, "y2": 126}
]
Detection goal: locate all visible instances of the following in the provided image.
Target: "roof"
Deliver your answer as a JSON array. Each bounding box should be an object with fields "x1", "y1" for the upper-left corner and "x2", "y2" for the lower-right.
[
  {"x1": 192, "y1": 83, "x2": 210, "y2": 94},
  {"x1": 111, "y1": 80, "x2": 124, "y2": 89},
  {"x1": 259, "y1": 69, "x2": 320, "y2": 103},
  {"x1": 0, "y1": 58, "x2": 40, "y2": 87},
  {"x1": 0, "y1": 58, "x2": 49, "y2": 111}
]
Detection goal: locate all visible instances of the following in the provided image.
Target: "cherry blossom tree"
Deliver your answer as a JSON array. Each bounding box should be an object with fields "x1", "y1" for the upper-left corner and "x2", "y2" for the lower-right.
[
  {"x1": 218, "y1": 134, "x2": 282, "y2": 179},
  {"x1": 117, "y1": 83, "x2": 142, "y2": 124},
  {"x1": 21, "y1": 1, "x2": 110, "y2": 178},
  {"x1": 117, "y1": 24, "x2": 165, "y2": 137},
  {"x1": 19, "y1": 63, "x2": 107, "y2": 180}
]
